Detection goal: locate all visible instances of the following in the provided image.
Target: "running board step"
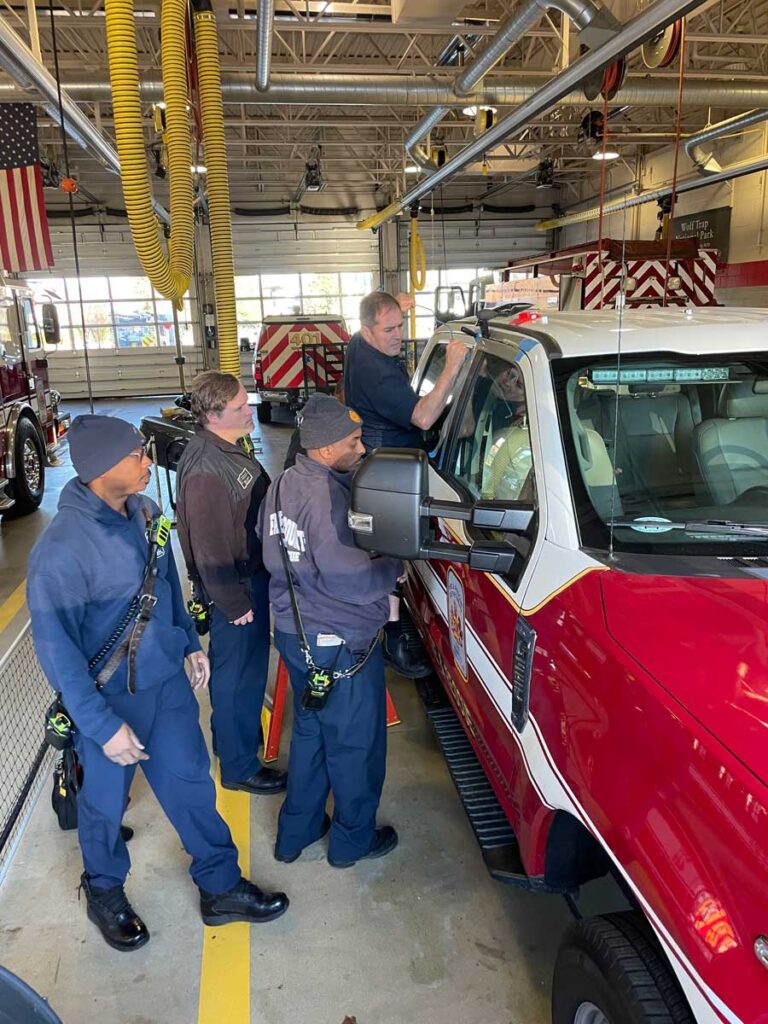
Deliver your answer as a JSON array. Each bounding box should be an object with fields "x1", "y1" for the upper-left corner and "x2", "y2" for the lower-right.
[
  {"x1": 417, "y1": 676, "x2": 576, "y2": 895},
  {"x1": 423, "y1": 700, "x2": 535, "y2": 889}
]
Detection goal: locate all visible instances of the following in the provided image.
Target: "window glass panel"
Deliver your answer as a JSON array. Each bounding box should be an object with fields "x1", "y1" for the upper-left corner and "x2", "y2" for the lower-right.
[
  {"x1": 263, "y1": 297, "x2": 299, "y2": 318},
  {"x1": 26, "y1": 277, "x2": 67, "y2": 302},
  {"x1": 301, "y1": 272, "x2": 339, "y2": 296},
  {"x1": 414, "y1": 316, "x2": 433, "y2": 338},
  {"x1": 451, "y1": 354, "x2": 533, "y2": 503},
  {"x1": 112, "y1": 298, "x2": 154, "y2": 318},
  {"x1": 238, "y1": 323, "x2": 259, "y2": 351},
  {"x1": 261, "y1": 274, "x2": 300, "y2": 300},
  {"x1": 85, "y1": 325, "x2": 117, "y2": 349},
  {"x1": 237, "y1": 299, "x2": 262, "y2": 323},
  {"x1": 56, "y1": 327, "x2": 80, "y2": 350},
  {"x1": 76, "y1": 277, "x2": 110, "y2": 301},
  {"x1": 340, "y1": 271, "x2": 373, "y2": 294},
  {"x1": 154, "y1": 300, "x2": 174, "y2": 323},
  {"x1": 111, "y1": 276, "x2": 152, "y2": 299},
  {"x1": 303, "y1": 295, "x2": 341, "y2": 316},
  {"x1": 115, "y1": 316, "x2": 154, "y2": 347},
  {"x1": 235, "y1": 275, "x2": 262, "y2": 298},
  {"x1": 342, "y1": 295, "x2": 362, "y2": 326},
  {"x1": 178, "y1": 322, "x2": 196, "y2": 347},
  {"x1": 81, "y1": 302, "x2": 112, "y2": 325},
  {"x1": 157, "y1": 321, "x2": 176, "y2": 346}
]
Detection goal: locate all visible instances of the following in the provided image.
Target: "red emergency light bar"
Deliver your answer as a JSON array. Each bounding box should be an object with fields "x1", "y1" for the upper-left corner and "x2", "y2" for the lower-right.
[{"x1": 510, "y1": 311, "x2": 543, "y2": 326}]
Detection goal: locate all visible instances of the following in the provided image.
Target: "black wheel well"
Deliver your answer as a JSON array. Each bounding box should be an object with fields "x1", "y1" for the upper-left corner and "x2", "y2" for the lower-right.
[{"x1": 544, "y1": 810, "x2": 613, "y2": 891}]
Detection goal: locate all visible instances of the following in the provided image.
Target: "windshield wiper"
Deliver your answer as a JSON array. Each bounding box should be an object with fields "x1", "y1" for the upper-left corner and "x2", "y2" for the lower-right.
[{"x1": 608, "y1": 517, "x2": 768, "y2": 537}]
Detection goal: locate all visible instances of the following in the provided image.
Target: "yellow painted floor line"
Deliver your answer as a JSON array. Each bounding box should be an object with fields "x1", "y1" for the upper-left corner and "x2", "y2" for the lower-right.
[
  {"x1": 0, "y1": 580, "x2": 27, "y2": 634},
  {"x1": 198, "y1": 766, "x2": 251, "y2": 1024}
]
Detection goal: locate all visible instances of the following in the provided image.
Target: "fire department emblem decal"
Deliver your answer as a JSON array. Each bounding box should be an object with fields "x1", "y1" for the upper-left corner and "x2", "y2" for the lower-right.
[{"x1": 447, "y1": 569, "x2": 467, "y2": 679}]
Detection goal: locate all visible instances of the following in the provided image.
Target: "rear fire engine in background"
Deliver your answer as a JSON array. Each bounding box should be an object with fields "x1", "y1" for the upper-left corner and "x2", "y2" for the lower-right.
[
  {"x1": 252, "y1": 313, "x2": 349, "y2": 422},
  {"x1": 0, "y1": 280, "x2": 68, "y2": 516}
]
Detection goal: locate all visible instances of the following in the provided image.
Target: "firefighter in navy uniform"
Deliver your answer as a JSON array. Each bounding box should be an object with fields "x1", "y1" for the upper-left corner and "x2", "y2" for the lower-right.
[
  {"x1": 27, "y1": 416, "x2": 288, "y2": 952},
  {"x1": 344, "y1": 290, "x2": 468, "y2": 677},
  {"x1": 176, "y1": 371, "x2": 286, "y2": 796},
  {"x1": 258, "y1": 394, "x2": 402, "y2": 867}
]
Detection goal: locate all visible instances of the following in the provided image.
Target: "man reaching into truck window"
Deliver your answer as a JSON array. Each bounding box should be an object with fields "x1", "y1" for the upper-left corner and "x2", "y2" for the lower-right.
[{"x1": 344, "y1": 291, "x2": 468, "y2": 677}]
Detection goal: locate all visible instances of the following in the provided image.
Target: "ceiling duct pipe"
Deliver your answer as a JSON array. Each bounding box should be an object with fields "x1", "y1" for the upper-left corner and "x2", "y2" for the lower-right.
[
  {"x1": 405, "y1": 0, "x2": 620, "y2": 170},
  {"x1": 685, "y1": 108, "x2": 768, "y2": 175},
  {"x1": 0, "y1": 17, "x2": 170, "y2": 223},
  {"x1": 5, "y1": 75, "x2": 768, "y2": 109},
  {"x1": 536, "y1": 152, "x2": 768, "y2": 229},
  {"x1": 255, "y1": 0, "x2": 274, "y2": 93},
  {"x1": 358, "y1": 0, "x2": 709, "y2": 230}
]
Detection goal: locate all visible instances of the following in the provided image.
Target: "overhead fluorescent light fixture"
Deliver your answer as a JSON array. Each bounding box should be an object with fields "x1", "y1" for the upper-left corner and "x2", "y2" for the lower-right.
[
  {"x1": 592, "y1": 149, "x2": 619, "y2": 161},
  {"x1": 405, "y1": 164, "x2": 421, "y2": 174}
]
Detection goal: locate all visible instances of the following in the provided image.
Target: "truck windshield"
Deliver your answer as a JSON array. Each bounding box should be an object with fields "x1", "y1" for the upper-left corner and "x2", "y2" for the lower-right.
[{"x1": 556, "y1": 352, "x2": 768, "y2": 553}]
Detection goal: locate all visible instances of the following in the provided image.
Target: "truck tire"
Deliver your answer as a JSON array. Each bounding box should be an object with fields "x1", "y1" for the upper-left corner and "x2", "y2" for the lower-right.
[
  {"x1": 552, "y1": 912, "x2": 693, "y2": 1024},
  {"x1": 4, "y1": 417, "x2": 45, "y2": 517},
  {"x1": 256, "y1": 401, "x2": 272, "y2": 424}
]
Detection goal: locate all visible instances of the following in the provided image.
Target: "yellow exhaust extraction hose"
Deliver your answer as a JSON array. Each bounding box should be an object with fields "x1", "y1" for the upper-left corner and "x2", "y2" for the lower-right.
[
  {"x1": 104, "y1": 0, "x2": 193, "y2": 304},
  {"x1": 408, "y1": 211, "x2": 427, "y2": 337},
  {"x1": 193, "y1": 0, "x2": 239, "y2": 376}
]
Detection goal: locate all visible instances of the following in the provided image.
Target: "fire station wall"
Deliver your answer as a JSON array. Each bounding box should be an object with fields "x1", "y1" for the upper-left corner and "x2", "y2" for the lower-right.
[
  {"x1": 558, "y1": 126, "x2": 768, "y2": 307},
  {"x1": 29, "y1": 215, "x2": 379, "y2": 399}
]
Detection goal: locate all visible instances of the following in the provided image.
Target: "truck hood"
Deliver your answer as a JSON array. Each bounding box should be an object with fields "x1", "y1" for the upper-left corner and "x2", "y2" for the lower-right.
[{"x1": 600, "y1": 571, "x2": 768, "y2": 785}]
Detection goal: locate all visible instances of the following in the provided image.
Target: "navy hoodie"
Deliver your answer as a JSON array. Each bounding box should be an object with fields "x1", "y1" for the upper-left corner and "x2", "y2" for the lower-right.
[
  {"x1": 257, "y1": 454, "x2": 402, "y2": 649},
  {"x1": 27, "y1": 477, "x2": 200, "y2": 746}
]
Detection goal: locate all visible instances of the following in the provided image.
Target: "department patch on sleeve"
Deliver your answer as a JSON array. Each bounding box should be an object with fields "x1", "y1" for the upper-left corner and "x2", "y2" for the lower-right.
[{"x1": 237, "y1": 467, "x2": 254, "y2": 489}]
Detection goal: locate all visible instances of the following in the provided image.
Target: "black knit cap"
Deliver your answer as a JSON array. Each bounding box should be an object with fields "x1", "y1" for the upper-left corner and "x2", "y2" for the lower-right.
[
  {"x1": 299, "y1": 394, "x2": 362, "y2": 449},
  {"x1": 68, "y1": 415, "x2": 145, "y2": 483}
]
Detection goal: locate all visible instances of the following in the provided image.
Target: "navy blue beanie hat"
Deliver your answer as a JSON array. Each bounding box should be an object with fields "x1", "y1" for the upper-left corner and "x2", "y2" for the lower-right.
[{"x1": 68, "y1": 415, "x2": 145, "y2": 483}]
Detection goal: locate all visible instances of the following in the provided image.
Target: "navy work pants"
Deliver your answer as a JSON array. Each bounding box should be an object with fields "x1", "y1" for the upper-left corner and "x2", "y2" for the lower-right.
[
  {"x1": 74, "y1": 670, "x2": 241, "y2": 893},
  {"x1": 274, "y1": 629, "x2": 387, "y2": 864},
  {"x1": 208, "y1": 571, "x2": 270, "y2": 785}
]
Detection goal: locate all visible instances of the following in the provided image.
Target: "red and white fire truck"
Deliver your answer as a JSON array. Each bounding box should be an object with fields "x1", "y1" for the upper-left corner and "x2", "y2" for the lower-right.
[
  {"x1": 252, "y1": 314, "x2": 349, "y2": 423},
  {"x1": 351, "y1": 305, "x2": 768, "y2": 1024},
  {"x1": 485, "y1": 237, "x2": 720, "y2": 311},
  {"x1": 0, "y1": 279, "x2": 68, "y2": 516}
]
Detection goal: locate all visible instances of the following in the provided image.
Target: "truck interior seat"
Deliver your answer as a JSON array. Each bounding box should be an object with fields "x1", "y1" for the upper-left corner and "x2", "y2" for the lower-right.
[
  {"x1": 577, "y1": 426, "x2": 622, "y2": 519},
  {"x1": 575, "y1": 385, "x2": 698, "y2": 511},
  {"x1": 693, "y1": 378, "x2": 768, "y2": 505}
]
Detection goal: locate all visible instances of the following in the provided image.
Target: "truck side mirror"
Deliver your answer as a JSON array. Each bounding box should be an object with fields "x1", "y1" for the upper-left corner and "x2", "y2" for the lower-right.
[
  {"x1": 350, "y1": 448, "x2": 428, "y2": 559},
  {"x1": 434, "y1": 286, "x2": 467, "y2": 324},
  {"x1": 350, "y1": 449, "x2": 535, "y2": 576},
  {"x1": 41, "y1": 303, "x2": 61, "y2": 345}
]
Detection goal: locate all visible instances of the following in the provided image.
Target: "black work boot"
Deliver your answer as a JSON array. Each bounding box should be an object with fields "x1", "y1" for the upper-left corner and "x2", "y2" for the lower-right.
[
  {"x1": 80, "y1": 873, "x2": 149, "y2": 952},
  {"x1": 199, "y1": 878, "x2": 289, "y2": 926},
  {"x1": 383, "y1": 622, "x2": 431, "y2": 679},
  {"x1": 328, "y1": 825, "x2": 399, "y2": 869},
  {"x1": 221, "y1": 766, "x2": 288, "y2": 795}
]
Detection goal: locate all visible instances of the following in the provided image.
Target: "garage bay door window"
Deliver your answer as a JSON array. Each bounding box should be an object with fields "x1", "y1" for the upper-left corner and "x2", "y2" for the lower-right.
[{"x1": 451, "y1": 353, "x2": 536, "y2": 505}]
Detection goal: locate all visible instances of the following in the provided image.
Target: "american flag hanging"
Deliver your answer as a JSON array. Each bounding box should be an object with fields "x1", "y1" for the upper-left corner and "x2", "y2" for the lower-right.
[{"x1": 0, "y1": 103, "x2": 54, "y2": 273}]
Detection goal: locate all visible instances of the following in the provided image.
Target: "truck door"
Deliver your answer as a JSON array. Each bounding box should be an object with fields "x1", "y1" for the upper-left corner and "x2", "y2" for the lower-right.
[
  {"x1": 0, "y1": 296, "x2": 27, "y2": 405},
  {"x1": 414, "y1": 344, "x2": 544, "y2": 829}
]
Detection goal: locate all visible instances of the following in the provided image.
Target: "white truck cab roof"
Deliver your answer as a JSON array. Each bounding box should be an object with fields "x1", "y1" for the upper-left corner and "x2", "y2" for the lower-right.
[{"x1": 487, "y1": 306, "x2": 768, "y2": 359}]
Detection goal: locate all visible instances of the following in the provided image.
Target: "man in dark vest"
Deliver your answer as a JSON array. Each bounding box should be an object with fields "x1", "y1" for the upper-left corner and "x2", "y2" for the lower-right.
[{"x1": 176, "y1": 371, "x2": 286, "y2": 796}]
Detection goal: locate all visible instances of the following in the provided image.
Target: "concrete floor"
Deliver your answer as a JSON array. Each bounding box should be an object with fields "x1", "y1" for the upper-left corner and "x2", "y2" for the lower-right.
[{"x1": 0, "y1": 395, "x2": 576, "y2": 1024}]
